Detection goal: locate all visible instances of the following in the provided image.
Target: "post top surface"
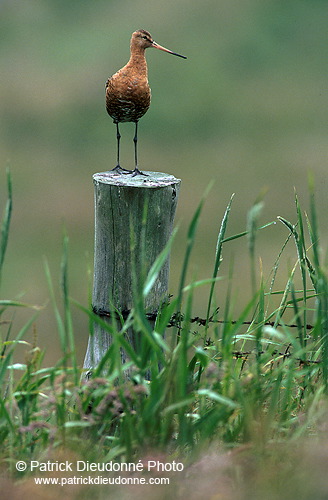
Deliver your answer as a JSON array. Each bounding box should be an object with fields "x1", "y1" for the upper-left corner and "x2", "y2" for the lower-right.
[{"x1": 93, "y1": 171, "x2": 181, "y2": 188}]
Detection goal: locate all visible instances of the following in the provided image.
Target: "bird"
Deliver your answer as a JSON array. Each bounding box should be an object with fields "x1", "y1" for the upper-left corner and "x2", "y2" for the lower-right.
[{"x1": 105, "y1": 29, "x2": 186, "y2": 176}]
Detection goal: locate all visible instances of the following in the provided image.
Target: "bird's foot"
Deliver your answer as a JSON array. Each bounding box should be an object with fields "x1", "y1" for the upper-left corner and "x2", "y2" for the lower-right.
[
  {"x1": 110, "y1": 165, "x2": 132, "y2": 174},
  {"x1": 130, "y1": 168, "x2": 148, "y2": 177}
]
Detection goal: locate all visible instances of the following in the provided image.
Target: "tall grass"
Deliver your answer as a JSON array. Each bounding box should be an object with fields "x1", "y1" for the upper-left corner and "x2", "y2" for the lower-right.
[{"x1": 1, "y1": 171, "x2": 328, "y2": 493}]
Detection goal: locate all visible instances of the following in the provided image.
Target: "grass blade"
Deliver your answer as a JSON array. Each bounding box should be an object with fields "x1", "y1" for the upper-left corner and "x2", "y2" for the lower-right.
[
  {"x1": 205, "y1": 193, "x2": 234, "y2": 328},
  {"x1": 0, "y1": 168, "x2": 12, "y2": 286}
]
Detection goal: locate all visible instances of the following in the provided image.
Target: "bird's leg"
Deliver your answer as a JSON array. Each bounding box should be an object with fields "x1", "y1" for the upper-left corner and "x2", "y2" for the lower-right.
[
  {"x1": 116, "y1": 121, "x2": 121, "y2": 167},
  {"x1": 110, "y1": 122, "x2": 131, "y2": 174},
  {"x1": 131, "y1": 121, "x2": 148, "y2": 176},
  {"x1": 133, "y1": 121, "x2": 138, "y2": 168}
]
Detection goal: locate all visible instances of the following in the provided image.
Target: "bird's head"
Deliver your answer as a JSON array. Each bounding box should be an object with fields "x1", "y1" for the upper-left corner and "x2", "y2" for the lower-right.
[{"x1": 131, "y1": 30, "x2": 187, "y2": 59}]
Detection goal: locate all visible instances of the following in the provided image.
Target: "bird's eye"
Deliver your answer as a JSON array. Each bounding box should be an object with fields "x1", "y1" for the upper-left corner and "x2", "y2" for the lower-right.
[{"x1": 142, "y1": 35, "x2": 148, "y2": 40}]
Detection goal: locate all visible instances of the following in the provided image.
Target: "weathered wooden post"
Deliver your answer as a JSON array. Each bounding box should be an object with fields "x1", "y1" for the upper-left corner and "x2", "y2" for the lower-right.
[{"x1": 83, "y1": 170, "x2": 180, "y2": 377}]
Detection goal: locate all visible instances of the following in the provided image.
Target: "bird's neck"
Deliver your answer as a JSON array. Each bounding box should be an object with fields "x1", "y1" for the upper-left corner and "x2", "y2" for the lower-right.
[{"x1": 127, "y1": 49, "x2": 148, "y2": 76}]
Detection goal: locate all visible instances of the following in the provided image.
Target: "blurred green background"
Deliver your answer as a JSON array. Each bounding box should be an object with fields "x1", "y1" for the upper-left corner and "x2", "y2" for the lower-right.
[{"x1": 1, "y1": 0, "x2": 328, "y2": 365}]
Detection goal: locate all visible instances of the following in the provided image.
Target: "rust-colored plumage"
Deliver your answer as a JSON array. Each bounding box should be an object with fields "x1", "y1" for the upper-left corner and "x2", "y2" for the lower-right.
[{"x1": 105, "y1": 29, "x2": 186, "y2": 175}]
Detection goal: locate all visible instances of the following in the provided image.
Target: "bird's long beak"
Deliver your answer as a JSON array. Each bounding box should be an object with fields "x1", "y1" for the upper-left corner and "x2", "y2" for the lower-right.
[{"x1": 152, "y1": 41, "x2": 187, "y2": 59}]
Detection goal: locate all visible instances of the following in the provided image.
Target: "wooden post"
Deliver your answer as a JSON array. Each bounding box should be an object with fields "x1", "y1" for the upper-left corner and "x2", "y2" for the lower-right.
[{"x1": 83, "y1": 170, "x2": 181, "y2": 377}]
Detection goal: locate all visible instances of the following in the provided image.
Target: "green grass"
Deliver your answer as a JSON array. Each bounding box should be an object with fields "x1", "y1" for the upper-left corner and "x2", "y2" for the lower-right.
[{"x1": 1, "y1": 170, "x2": 328, "y2": 498}]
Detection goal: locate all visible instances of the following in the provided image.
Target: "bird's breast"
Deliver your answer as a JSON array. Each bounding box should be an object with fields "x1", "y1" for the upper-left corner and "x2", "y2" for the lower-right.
[{"x1": 106, "y1": 69, "x2": 151, "y2": 123}]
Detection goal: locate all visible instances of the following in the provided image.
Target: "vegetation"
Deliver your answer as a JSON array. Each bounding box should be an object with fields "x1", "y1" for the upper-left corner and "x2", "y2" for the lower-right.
[
  {"x1": 1, "y1": 3, "x2": 327, "y2": 497},
  {"x1": 1, "y1": 170, "x2": 328, "y2": 499}
]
